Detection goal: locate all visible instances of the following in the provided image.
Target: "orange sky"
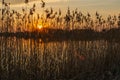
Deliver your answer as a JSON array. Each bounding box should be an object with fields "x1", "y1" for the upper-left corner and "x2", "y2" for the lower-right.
[{"x1": 0, "y1": 0, "x2": 120, "y2": 17}]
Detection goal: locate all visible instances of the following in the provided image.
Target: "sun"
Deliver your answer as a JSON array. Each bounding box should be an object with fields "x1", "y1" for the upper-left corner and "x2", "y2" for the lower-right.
[{"x1": 37, "y1": 24, "x2": 43, "y2": 29}]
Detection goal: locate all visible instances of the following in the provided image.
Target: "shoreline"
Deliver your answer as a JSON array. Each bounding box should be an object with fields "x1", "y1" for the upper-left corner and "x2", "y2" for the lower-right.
[{"x1": 0, "y1": 28, "x2": 120, "y2": 42}]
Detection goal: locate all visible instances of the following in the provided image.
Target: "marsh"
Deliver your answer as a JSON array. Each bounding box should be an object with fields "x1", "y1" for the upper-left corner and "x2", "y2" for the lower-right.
[{"x1": 0, "y1": 37, "x2": 120, "y2": 80}]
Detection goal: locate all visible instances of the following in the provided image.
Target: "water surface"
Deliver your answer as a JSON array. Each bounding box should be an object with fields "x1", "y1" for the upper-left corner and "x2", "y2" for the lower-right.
[{"x1": 0, "y1": 37, "x2": 120, "y2": 80}]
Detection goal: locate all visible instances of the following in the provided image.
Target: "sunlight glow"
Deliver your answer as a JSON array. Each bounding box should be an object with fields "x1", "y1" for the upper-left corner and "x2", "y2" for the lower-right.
[{"x1": 37, "y1": 24, "x2": 43, "y2": 29}]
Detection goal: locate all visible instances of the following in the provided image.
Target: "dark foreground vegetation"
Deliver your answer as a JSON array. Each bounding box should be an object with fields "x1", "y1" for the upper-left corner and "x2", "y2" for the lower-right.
[
  {"x1": 0, "y1": 28, "x2": 120, "y2": 42},
  {"x1": 0, "y1": 37, "x2": 120, "y2": 80}
]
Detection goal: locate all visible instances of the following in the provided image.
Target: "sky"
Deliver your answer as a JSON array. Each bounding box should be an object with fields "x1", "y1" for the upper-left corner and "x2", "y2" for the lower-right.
[{"x1": 0, "y1": 0, "x2": 120, "y2": 17}]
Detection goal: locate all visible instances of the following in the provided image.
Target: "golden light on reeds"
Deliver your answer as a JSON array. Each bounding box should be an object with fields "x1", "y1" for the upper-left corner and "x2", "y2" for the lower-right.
[{"x1": 0, "y1": 0, "x2": 120, "y2": 33}]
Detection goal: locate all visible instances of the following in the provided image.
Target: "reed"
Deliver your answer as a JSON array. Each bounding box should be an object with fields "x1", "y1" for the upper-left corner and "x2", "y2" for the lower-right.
[{"x1": 0, "y1": 0, "x2": 120, "y2": 37}]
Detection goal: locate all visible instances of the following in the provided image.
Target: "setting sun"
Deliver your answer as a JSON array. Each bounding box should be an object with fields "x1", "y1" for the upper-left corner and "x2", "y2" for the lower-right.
[{"x1": 37, "y1": 24, "x2": 43, "y2": 29}]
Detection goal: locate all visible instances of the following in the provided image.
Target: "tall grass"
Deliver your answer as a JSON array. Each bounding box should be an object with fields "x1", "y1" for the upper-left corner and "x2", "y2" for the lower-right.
[
  {"x1": 0, "y1": 0, "x2": 120, "y2": 33},
  {"x1": 0, "y1": 37, "x2": 120, "y2": 80}
]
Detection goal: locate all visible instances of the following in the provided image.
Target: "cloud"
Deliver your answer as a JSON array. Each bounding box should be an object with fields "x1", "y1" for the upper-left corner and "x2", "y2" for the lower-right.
[
  {"x1": 0, "y1": 0, "x2": 69, "y2": 9},
  {"x1": 0, "y1": 0, "x2": 68, "y2": 4}
]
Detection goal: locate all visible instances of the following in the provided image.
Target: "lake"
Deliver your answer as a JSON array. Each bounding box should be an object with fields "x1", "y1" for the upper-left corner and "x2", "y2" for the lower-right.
[{"x1": 0, "y1": 37, "x2": 120, "y2": 80}]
